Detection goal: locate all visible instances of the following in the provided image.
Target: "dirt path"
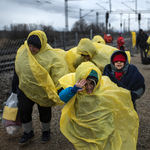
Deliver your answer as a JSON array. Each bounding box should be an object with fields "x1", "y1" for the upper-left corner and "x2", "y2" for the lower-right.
[
  {"x1": 0, "y1": 53, "x2": 150, "y2": 150},
  {"x1": 130, "y1": 53, "x2": 150, "y2": 150}
]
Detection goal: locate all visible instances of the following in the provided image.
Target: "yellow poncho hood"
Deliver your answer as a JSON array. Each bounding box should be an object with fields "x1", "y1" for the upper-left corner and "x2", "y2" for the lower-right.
[
  {"x1": 77, "y1": 38, "x2": 98, "y2": 59},
  {"x1": 70, "y1": 38, "x2": 131, "y2": 73},
  {"x1": 75, "y1": 38, "x2": 108, "y2": 72},
  {"x1": 92, "y1": 35, "x2": 106, "y2": 44},
  {"x1": 65, "y1": 47, "x2": 81, "y2": 73},
  {"x1": 59, "y1": 62, "x2": 139, "y2": 150},
  {"x1": 15, "y1": 30, "x2": 69, "y2": 107}
]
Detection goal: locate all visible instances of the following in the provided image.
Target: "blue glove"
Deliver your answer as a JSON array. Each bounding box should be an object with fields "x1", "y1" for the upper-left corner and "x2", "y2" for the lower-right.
[{"x1": 71, "y1": 85, "x2": 82, "y2": 94}]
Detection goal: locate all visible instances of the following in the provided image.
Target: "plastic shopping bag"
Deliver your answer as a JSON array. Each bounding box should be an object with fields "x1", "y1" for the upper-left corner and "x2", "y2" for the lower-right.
[
  {"x1": 3, "y1": 93, "x2": 18, "y2": 121},
  {"x1": 2, "y1": 93, "x2": 22, "y2": 135}
]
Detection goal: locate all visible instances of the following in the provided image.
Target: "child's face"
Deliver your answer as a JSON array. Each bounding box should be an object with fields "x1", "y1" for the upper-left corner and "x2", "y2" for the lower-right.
[
  {"x1": 114, "y1": 61, "x2": 125, "y2": 70},
  {"x1": 84, "y1": 55, "x2": 91, "y2": 61},
  {"x1": 85, "y1": 79, "x2": 95, "y2": 94},
  {"x1": 81, "y1": 54, "x2": 91, "y2": 61},
  {"x1": 29, "y1": 44, "x2": 40, "y2": 55}
]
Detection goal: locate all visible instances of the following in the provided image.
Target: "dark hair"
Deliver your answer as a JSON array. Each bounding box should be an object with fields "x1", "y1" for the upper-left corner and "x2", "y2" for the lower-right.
[
  {"x1": 139, "y1": 29, "x2": 143, "y2": 34},
  {"x1": 27, "y1": 35, "x2": 41, "y2": 49},
  {"x1": 81, "y1": 54, "x2": 89, "y2": 57}
]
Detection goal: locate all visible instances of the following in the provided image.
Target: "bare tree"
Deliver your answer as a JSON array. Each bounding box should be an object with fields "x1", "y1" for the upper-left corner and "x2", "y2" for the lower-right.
[{"x1": 71, "y1": 19, "x2": 88, "y2": 33}]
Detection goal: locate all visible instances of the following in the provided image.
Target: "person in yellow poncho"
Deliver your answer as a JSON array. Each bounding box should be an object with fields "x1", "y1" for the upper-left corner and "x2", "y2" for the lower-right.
[
  {"x1": 73, "y1": 38, "x2": 112, "y2": 73},
  {"x1": 92, "y1": 35, "x2": 106, "y2": 44},
  {"x1": 11, "y1": 30, "x2": 69, "y2": 145},
  {"x1": 65, "y1": 38, "x2": 130, "y2": 73},
  {"x1": 58, "y1": 61, "x2": 139, "y2": 150}
]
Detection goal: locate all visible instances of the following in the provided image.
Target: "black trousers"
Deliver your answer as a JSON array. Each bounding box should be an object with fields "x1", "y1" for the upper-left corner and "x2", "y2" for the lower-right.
[{"x1": 17, "y1": 97, "x2": 51, "y2": 124}]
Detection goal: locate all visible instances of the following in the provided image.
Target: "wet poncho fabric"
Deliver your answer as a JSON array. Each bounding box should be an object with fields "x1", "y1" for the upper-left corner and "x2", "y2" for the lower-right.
[
  {"x1": 147, "y1": 36, "x2": 150, "y2": 56},
  {"x1": 92, "y1": 42, "x2": 131, "y2": 63},
  {"x1": 73, "y1": 38, "x2": 130, "y2": 73},
  {"x1": 53, "y1": 48, "x2": 67, "y2": 58},
  {"x1": 59, "y1": 62, "x2": 139, "y2": 150},
  {"x1": 131, "y1": 31, "x2": 136, "y2": 48},
  {"x1": 147, "y1": 36, "x2": 150, "y2": 44},
  {"x1": 92, "y1": 35, "x2": 106, "y2": 44},
  {"x1": 65, "y1": 47, "x2": 81, "y2": 72},
  {"x1": 15, "y1": 30, "x2": 69, "y2": 107}
]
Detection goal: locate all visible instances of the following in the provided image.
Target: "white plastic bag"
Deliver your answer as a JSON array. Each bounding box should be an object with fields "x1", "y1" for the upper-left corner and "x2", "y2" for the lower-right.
[
  {"x1": 6, "y1": 126, "x2": 21, "y2": 135},
  {"x1": 3, "y1": 93, "x2": 18, "y2": 121},
  {"x1": 2, "y1": 93, "x2": 22, "y2": 135},
  {"x1": 4, "y1": 93, "x2": 18, "y2": 108}
]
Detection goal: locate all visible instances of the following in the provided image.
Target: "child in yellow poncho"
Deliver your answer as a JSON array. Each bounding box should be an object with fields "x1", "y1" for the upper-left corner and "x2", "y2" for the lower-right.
[{"x1": 59, "y1": 61, "x2": 139, "y2": 150}]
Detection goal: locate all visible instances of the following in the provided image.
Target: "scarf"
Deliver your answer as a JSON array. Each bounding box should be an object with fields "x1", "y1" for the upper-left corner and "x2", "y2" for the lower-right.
[{"x1": 115, "y1": 71, "x2": 124, "y2": 81}]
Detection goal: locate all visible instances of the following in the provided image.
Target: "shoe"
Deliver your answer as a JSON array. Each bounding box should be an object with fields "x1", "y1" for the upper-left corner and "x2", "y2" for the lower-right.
[
  {"x1": 41, "y1": 129, "x2": 50, "y2": 144},
  {"x1": 18, "y1": 130, "x2": 34, "y2": 146}
]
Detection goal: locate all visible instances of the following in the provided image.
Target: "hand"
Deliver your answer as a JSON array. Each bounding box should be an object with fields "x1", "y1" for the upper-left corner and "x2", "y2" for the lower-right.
[{"x1": 75, "y1": 79, "x2": 87, "y2": 92}]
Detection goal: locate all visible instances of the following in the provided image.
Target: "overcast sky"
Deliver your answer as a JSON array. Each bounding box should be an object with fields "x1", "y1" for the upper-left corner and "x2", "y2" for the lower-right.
[{"x1": 0, "y1": 0, "x2": 150, "y2": 32}]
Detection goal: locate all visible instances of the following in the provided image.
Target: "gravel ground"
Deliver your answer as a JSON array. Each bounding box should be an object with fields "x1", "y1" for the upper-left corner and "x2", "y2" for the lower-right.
[{"x1": 0, "y1": 53, "x2": 150, "y2": 150}]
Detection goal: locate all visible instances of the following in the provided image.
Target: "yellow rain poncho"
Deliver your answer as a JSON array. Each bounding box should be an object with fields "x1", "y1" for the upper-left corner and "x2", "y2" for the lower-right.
[
  {"x1": 59, "y1": 62, "x2": 139, "y2": 150},
  {"x1": 53, "y1": 48, "x2": 67, "y2": 58},
  {"x1": 65, "y1": 47, "x2": 81, "y2": 73},
  {"x1": 15, "y1": 30, "x2": 69, "y2": 107},
  {"x1": 131, "y1": 31, "x2": 136, "y2": 48},
  {"x1": 147, "y1": 36, "x2": 150, "y2": 56},
  {"x1": 93, "y1": 42, "x2": 131, "y2": 63},
  {"x1": 72, "y1": 38, "x2": 130, "y2": 73},
  {"x1": 92, "y1": 35, "x2": 106, "y2": 44}
]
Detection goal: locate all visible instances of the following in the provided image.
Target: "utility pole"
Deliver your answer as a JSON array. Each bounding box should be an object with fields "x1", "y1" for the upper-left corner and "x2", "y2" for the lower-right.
[
  {"x1": 120, "y1": 13, "x2": 122, "y2": 33},
  {"x1": 135, "y1": 0, "x2": 137, "y2": 22},
  {"x1": 109, "y1": 0, "x2": 111, "y2": 13},
  {"x1": 96, "y1": 12, "x2": 99, "y2": 29},
  {"x1": 80, "y1": 8, "x2": 82, "y2": 31},
  {"x1": 128, "y1": 14, "x2": 130, "y2": 32},
  {"x1": 138, "y1": 13, "x2": 141, "y2": 30},
  {"x1": 135, "y1": 0, "x2": 137, "y2": 14},
  {"x1": 106, "y1": 12, "x2": 109, "y2": 33},
  {"x1": 80, "y1": 8, "x2": 82, "y2": 22},
  {"x1": 65, "y1": 0, "x2": 68, "y2": 32},
  {"x1": 109, "y1": 23, "x2": 111, "y2": 33},
  {"x1": 79, "y1": 9, "x2": 94, "y2": 29},
  {"x1": 123, "y1": 19, "x2": 125, "y2": 32}
]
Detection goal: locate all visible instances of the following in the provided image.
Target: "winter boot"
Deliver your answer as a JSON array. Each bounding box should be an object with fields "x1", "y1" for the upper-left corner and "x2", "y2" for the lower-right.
[
  {"x1": 18, "y1": 130, "x2": 34, "y2": 145},
  {"x1": 41, "y1": 129, "x2": 50, "y2": 144},
  {"x1": 18, "y1": 121, "x2": 34, "y2": 145}
]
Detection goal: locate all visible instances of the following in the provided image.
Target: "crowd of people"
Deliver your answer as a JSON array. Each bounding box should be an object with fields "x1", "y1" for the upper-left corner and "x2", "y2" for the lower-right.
[{"x1": 3, "y1": 29, "x2": 146, "y2": 149}]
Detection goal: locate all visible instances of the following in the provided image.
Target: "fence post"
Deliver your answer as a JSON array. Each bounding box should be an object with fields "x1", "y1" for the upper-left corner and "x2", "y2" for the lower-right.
[
  {"x1": 62, "y1": 31, "x2": 66, "y2": 50},
  {"x1": 90, "y1": 29, "x2": 93, "y2": 40},
  {"x1": 54, "y1": 37, "x2": 57, "y2": 48},
  {"x1": 130, "y1": 33, "x2": 132, "y2": 55},
  {"x1": 75, "y1": 32, "x2": 78, "y2": 46}
]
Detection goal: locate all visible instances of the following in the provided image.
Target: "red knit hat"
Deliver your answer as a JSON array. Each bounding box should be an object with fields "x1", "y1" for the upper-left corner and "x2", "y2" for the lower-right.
[{"x1": 112, "y1": 54, "x2": 126, "y2": 63}]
